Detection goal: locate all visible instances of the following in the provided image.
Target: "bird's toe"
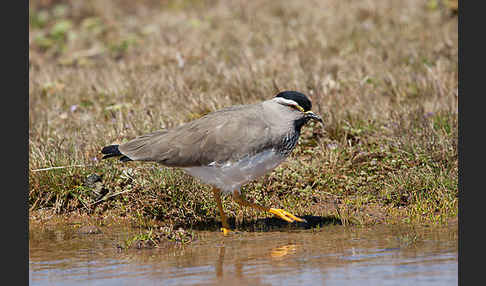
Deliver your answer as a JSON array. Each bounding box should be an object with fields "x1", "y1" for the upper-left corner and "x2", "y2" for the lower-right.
[
  {"x1": 221, "y1": 227, "x2": 232, "y2": 236},
  {"x1": 269, "y1": 208, "x2": 306, "y2": 223}
]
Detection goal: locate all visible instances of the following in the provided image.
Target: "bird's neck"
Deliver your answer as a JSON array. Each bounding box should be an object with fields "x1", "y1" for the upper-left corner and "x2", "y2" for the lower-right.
[
  {"x1": 275, "y1": 127, "x2": 301, "y2": 157},
  {"x1": 293, "y1": 117, "x2": 310, "y2": 133}
]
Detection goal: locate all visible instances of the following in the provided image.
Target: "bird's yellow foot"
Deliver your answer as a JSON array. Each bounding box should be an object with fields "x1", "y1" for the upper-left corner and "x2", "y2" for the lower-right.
[
  {"x1": 220, "y1": 227, "x2": 232, "y2": 236},
  {"x1": 269, "y1": 208, "x2": 307, "y2": 223}
]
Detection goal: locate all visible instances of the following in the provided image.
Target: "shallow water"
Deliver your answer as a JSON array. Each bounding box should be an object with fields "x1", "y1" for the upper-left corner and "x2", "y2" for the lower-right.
[{"x1": 29, "y1": 222, "x2": 457, "y2": 286}]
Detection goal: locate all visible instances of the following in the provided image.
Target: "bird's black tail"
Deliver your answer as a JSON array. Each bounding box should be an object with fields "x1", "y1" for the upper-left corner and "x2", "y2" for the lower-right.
[{"x1": 101, "y1": 145, "x2": 132, "y2": 162}]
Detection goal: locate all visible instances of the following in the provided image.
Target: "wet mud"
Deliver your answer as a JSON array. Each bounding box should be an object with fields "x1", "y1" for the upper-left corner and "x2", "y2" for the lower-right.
[{"x1": 29, "y1": 221, "x2": 457, "y2": 285}]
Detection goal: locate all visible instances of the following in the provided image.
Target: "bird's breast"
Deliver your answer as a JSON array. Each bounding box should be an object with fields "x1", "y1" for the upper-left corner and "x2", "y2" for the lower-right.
[{"x1": 275, "y1": 130, "x2": 300, "y2": 157}]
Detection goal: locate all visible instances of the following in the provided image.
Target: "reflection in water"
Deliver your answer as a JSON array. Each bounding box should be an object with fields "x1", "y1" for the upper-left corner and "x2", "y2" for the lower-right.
[
  {"x1": 215, "y1": 246, "x2": 224, "y2": 278},
  {"x1": 214, "y1": 243, "x2": 299, "y2": 283},
  {"x1": 29, "y1": 223, "x2": 457, "y2": 286},
  {"x1": 270, "y1": 244, "x2": 298, "y2": 259}
]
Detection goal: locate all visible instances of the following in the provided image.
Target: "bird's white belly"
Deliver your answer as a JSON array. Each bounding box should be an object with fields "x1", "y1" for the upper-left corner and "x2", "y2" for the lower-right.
[{"x1": 183, "y1": 149, "x2": 287, "y2": 194}]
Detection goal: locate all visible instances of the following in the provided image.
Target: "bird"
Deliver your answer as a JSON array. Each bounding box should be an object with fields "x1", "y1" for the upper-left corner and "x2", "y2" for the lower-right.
[{"x1": 101, "y1": 90, "x2": 323, "y2": 235}]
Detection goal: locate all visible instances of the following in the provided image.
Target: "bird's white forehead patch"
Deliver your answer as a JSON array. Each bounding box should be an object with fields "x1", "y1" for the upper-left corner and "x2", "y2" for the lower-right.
[{"x1": 273, "y1": 97, "x2": 299, "y2": 107}]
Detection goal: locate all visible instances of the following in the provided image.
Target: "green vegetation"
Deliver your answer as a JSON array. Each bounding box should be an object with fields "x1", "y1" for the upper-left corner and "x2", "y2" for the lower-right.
[
  {"x1": 121, "y1": 226, "x2": 196, "y2": 249},
  {"x1": 29, "y1": 0, "x2": 457, "y2": 232}
]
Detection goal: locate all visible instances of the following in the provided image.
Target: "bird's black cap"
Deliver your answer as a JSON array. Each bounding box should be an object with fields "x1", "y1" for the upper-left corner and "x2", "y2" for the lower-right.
[{"x1": 275, "y1": 91, "x2": 312, "y2": 112}]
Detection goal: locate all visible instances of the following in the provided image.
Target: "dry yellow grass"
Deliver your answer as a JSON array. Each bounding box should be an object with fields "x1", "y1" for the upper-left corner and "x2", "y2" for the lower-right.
[{"x1": 29, "y1": 0, "x2": 457, "y2": 230}]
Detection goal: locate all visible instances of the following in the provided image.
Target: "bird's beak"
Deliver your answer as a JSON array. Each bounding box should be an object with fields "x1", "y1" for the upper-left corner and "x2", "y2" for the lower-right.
[{"x1": 305, "y1": 111, "x2": 323, "y2": 124}]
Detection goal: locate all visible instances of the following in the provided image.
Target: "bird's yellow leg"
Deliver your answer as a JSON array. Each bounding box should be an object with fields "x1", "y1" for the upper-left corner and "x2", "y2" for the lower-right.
[
  {"x1": 232, "y1": 190, "x2": 306, "y2": 223},
  {"x1": 212, "y1": 187, "x2": 231, "y2": 235}
]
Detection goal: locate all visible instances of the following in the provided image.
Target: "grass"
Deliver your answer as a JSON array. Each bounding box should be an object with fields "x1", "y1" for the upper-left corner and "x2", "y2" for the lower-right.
[
  {"x1": 121, "y1": 226, "x2": 196, "y2": 249},
  {"x1": 29, "y1": 0, "x2": 458, "y2": 232}
]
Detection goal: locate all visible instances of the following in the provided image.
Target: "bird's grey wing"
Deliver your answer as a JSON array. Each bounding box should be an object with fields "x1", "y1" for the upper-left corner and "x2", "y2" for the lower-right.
[{"x1": 118, "y1": 104, "x2": 273, "y2": 167}]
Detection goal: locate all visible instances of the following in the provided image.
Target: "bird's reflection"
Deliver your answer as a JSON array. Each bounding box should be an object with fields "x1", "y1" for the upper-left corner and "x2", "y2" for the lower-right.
[
  {"x1": 215, "y1": 245, "x2": 225, "y2": 278},
  {"x1": 214, "y1": 242, "x2": 299, "y2": 280},
  {"x1": 270, "y1": 244, "x2": 298, "y2": 260}
]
